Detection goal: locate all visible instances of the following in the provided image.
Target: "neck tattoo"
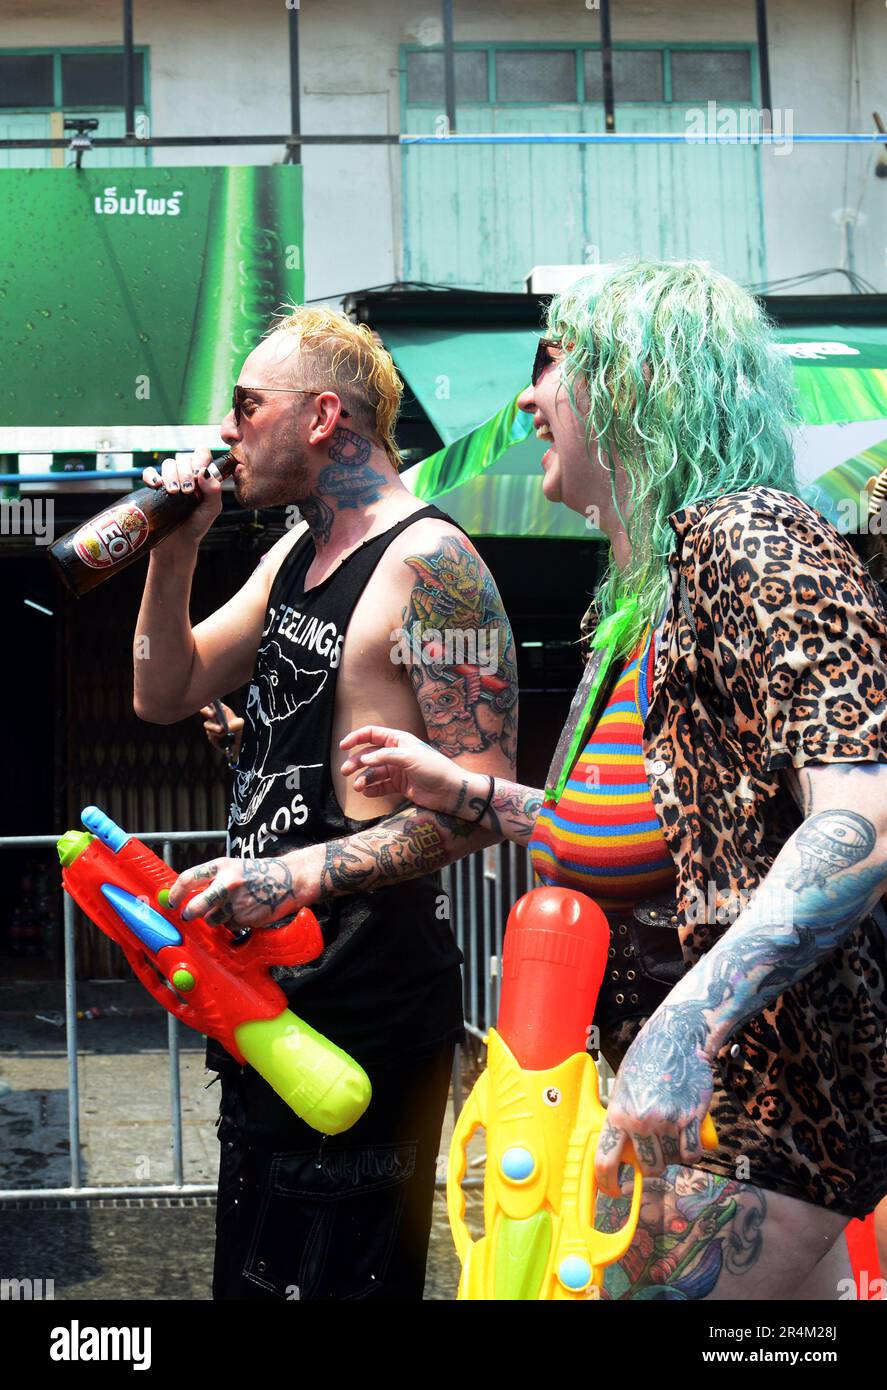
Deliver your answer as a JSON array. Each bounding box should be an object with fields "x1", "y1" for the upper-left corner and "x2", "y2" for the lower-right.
[{"x1": 295, "y1": 427, "x2": 390, "y2": 548}]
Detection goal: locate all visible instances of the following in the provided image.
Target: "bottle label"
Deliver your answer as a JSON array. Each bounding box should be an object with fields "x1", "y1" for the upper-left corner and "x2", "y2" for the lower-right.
[{"x1": 71, "y1": 503, "x2": 150, "y2": 569}]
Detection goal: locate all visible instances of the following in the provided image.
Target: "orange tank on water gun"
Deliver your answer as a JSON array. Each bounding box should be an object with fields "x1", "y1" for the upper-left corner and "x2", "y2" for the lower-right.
[
  {"x1": 57, "y1": 806, "x2": 371, "y2": 1135},
  {"x1": 447, "y1": 886, "x2": 717, "y2": 1299}
]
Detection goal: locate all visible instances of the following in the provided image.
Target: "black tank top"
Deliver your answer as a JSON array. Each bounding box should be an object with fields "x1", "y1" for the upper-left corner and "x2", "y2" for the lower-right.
[{"x1": 206, "y1": 504, "x2": 465, "y2": 1088}]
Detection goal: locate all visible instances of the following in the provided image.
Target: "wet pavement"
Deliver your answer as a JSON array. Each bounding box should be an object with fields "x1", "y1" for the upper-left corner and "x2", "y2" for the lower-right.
[{"x1": 0, "y1": 983, "x2": 481, "y2": 1300}]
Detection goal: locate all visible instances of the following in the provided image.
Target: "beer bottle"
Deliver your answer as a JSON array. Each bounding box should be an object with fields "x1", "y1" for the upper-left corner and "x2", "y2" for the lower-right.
[{"x1": 47, "y1": 452, "x2": 236, "y2": 596}]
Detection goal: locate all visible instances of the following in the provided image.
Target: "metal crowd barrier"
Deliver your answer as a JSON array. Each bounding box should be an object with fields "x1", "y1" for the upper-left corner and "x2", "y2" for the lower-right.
[{"x1": 0, "y1": 829, "x2": 535, "y2": 1202}]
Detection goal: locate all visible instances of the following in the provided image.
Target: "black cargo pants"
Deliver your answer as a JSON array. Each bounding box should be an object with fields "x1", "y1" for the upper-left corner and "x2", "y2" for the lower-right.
[{"x1": 211, "y1": 1042, "x2": 455, "y2": 1300}]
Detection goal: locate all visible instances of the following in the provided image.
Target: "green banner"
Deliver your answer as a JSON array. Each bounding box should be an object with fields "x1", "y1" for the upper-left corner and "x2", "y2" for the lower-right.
[
  {"x1": 777, "y1": 328, "x2": 887, "y2": 426},
  {"x1": 410, "y1": 393, "x2": 534, "y2": 501},
  {"x1": 0, "y1": 166, "x2": 304, "y2": 428},
  {"x1": 410, "y1": 326, "x2": 887, "y2": 529}
]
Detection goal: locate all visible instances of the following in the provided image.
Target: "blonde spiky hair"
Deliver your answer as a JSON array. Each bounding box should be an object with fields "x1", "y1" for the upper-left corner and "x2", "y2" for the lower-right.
[{"x1": 265, "y1": 304, "x2": 403, "y2": 467}]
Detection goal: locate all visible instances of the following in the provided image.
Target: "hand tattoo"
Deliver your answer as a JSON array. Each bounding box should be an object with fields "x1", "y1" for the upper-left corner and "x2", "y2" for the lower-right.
[
  {"x1": 660, "y1": 1135, "x2": 681, "y2": 1163},
  {"x1": 634, "y1": 1134, "x2": 657, "y2": 1167},
  {"x1": 190, "y1": 864, "x2": 221, "y2": 883},
  {"x1": 205, "y1": 898, "x2": 235, "y2": 926},
  {"x1": 618, "y1": 1009, "x2": 711, "y2": 1125},
  {"x1": 598, "y1": 1120, "x2": 621, "y2": 1156},
  {"x1": 242, "y1": 859, "x2": 296, "y2": 912}
]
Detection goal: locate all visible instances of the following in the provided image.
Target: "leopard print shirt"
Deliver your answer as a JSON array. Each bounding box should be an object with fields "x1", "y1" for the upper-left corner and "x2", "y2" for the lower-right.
[{"x1": 640, "y1": 485, "x2": 887, "y2": 1218}]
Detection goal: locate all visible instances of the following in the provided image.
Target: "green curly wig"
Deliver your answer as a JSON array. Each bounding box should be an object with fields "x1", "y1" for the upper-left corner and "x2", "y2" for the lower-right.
[{"x1": 545, "y1": 259, "x2": 801, "y2": 656}]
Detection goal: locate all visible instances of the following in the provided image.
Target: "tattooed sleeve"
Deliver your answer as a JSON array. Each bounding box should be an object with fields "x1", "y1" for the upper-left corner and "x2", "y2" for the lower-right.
[
  {"x1": 396, "y1": 533, "x2": 519, "y2": 766},
  {"x1": 617, "y1": 795, "x2": 887, "y2": 1135},
  {"x1": 319, "y1": 804, "x2": 500, "y2": 898}
]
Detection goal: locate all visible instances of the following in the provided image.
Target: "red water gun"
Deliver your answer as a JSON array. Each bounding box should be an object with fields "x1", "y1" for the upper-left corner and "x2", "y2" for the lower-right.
[{"x1": 57, "y1": 805, "x2": 371, "y2": 1135}]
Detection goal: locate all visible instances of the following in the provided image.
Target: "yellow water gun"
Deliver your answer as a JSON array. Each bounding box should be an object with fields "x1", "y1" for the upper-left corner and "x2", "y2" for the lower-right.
[{"x1": 447, "y1": 887, "x2": 716, "y2": 1299}]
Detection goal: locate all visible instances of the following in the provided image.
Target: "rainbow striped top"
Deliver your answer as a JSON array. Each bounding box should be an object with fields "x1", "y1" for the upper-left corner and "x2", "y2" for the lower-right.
[{"x1": 530, "y1": 624, "x2": 676, "y2": 912}]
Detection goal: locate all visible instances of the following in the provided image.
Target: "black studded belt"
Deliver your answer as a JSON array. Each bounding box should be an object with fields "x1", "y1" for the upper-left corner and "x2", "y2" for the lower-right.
[{"x1": 594, "y1": 892, "x2": 687, "y2": 1033}]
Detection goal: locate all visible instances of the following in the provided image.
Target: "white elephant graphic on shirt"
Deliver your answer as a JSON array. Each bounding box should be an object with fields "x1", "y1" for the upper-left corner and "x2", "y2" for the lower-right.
[{"x1": 229, "y1": 641, "x2": 328, "y2": 828}]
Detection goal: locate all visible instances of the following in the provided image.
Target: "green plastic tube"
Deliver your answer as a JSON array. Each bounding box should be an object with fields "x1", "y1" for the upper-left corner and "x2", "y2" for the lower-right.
[
  {"x1": 494, "y1": 1213, "x2": 552, "y2": 1300},
  {"x1": 234, "y1": 1010, "x2": 371, "y2": 1136}
]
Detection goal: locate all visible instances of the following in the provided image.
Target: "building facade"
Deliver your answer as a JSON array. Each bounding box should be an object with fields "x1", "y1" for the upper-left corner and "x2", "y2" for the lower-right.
[{"x1": 0, "y1": 0, "x2": 883, "y2": 298}]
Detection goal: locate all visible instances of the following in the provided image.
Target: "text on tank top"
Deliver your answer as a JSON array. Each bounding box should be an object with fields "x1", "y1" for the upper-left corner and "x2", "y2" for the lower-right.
[{"x1": 227, "y1": 504, "x2": 468, "y2": 859}]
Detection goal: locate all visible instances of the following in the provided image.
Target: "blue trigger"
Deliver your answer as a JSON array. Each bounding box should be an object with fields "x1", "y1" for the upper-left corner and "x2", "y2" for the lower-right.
[{"x1": 100, "y1": 884, "x2": 182, "y2": 954}]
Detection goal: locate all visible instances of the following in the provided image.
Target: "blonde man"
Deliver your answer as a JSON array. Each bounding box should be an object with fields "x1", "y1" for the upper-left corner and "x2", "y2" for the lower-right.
[{"x1": 134, "y1": 307, "x2": 518, "y2": 1300}]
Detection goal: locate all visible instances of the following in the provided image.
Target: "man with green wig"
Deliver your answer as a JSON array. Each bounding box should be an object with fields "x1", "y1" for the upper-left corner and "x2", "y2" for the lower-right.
[{"x1": 340, "y1": 259, "x2": 887, "y2": 1299}]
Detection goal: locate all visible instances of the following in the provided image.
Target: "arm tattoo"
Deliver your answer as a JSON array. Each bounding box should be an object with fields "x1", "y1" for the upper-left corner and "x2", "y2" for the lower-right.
[
  {"x1": 788, "y1": 808, "x2": 875, "y2": 889},
  {"x1": 621, "y1": 807, "x2": 887, "y2": 1122},
  {"x1": 785, "y1": 762, "x2": 885, "y2": 819},
  {"x1": 785, "y1": 766, "x2": 813, "y2": 816},
  {"x1": 398, "y1": 534, "x2": 518, "y2": 764},
  {"x1": 319, "y1": 806, "x2": 494, "y2": 899},
  {"x1": 440, "y1": 775, "x2": 541, "y2": 846},
  {"x1": 432, "y1": 807, "x2": 482, "y2": 842},
  {"x1": 477, "y1": 779, "x2": 544, "y2": 846}
]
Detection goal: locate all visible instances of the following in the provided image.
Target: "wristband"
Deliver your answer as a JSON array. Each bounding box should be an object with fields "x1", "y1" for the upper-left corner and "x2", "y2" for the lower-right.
[{"x1": 469, "y1": 775, "x2": 496, "y2": 826}]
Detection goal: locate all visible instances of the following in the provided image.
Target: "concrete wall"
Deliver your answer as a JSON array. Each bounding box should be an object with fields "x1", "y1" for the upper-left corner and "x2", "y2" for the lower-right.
[
  {"x1": 757, "y1": 0, "x2": 887, "y2": 293},
  {"x1": 0, "y1": 0, "x2": 883, "y2": 295}
]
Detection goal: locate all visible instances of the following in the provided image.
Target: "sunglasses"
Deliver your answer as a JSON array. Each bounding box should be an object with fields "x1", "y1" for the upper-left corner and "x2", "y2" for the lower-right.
[
  {"x1": 231, "y1": 385, "x2": 351, "y2": 427},
  {"x1": 531, "y1": 337, "x2": 559, "y2": 387}
]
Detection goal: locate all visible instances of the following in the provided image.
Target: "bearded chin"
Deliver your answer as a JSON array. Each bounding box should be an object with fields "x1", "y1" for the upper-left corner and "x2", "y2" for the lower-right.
[
  {"x1": 232, "y1": 475, "x2": 262, "y2": 508},
  {"x1": 239, "y1": 460, "x2": 312, "y2": 510}
]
